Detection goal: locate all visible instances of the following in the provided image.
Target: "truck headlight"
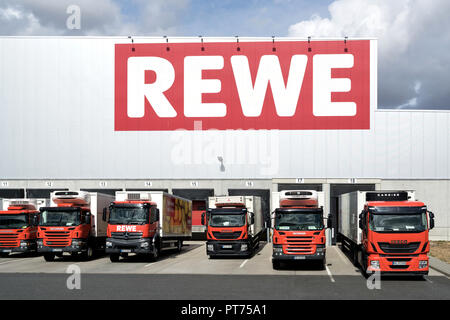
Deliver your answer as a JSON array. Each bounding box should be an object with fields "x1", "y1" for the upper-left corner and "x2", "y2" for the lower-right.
[
  {"x1": 370, "y1": 260, "x2": 380, "y2": 269},
  {"x1": 140, "y1": 242, "x2": 149, "y2": 248},
  {"x1": 419, "y1": 260, "x2": 428, "y2": 269},
  {"x1": 20, "y1": 241, "x2": 28, "y2": 247},
  {"x1": 316, "y1": 247, "x2": 324, "y2": 253},
  {"x1": 106, "y1": 241, "x2": 112, "y2": 248},
  {"x1": 273, "y1": 246, "x2": 283, "y2": 253},
  {"x1": 207, "y1": 244, "x2": 214, "y2": 251},
  {"x1": 37, "y1": 239, "x2": 43, "y2": 247},
  {"x1": 240, "y1": 244, "x2": 248, "y2": 251}
]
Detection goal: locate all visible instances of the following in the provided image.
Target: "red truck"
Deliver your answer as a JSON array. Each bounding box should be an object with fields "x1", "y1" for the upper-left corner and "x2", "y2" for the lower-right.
[
  {"x1": 0, "y1": 199, "x2": 47, "y2": 257},
  {"x1": 37, "y1": 191, "x2": 113, "y2": 261},
  {"x1": 271, "y1": 190, "x2": 330, "y2": 269},
  {"x1": 339, "y1": 191, "x2": 435, "y2": 276},
  {"x1": 105, "y1": 191, "x2": 192, "y2": 262},
  {"x1": 203, "y1": 196, "x2": 264, "y2": 258}
]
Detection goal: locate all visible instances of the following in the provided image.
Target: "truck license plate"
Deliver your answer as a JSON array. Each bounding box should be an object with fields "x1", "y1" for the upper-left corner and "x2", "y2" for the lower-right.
[
  {"x1": 121, "y1": 249, "x2": 131, "y2": 253},
  {"x1": 52, "y1": 249, "x2": 62, "y2": 252},
  {"x1": 392, "y1": 261, "x2": 407, "y2": 266},
  {"x1": 222, "y1": 245, "x2": 232, "y2": 249},
  {"x1": 1, "y1": 249, "x2": 12, "y2": 253},
  {"x1": 294, "y1": 256, "x2": 306, "y2": 260}
]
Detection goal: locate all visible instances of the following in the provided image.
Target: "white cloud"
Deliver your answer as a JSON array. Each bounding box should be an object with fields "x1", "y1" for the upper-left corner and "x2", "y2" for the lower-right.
[{"x1": 288, "y1": 0, "x2": 450, "y2": 109}]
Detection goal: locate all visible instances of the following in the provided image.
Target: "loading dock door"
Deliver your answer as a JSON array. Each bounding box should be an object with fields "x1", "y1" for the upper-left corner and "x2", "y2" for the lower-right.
[
  {"x1": 26, "y1": 188, "x2": 69, "y2": 199},
  {"x1": 330, "y1": 184, "x2": 375, "y2": 245},
  {"x1": 0, "y1": 189, "x2": 25, "y2": 199},
  {"x1": 173, "y1": 189, "x2": 214, "y2": 240}
]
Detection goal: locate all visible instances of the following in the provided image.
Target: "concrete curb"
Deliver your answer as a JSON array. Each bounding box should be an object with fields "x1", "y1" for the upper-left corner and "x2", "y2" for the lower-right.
[{"x1": 429, "y1": 256, "x2": 450, "y2": 277}]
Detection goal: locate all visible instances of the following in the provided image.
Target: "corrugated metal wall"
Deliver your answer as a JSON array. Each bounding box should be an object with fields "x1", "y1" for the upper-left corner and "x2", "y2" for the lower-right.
[{"x1": 0, "y1": 37, "x2": 448, "y2": 179}]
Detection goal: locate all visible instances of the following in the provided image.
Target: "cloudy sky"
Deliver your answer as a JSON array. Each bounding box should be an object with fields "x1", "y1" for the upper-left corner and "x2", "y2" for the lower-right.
[{"x1": 1, "y1": 0, "x2": 449, "y2": 110}]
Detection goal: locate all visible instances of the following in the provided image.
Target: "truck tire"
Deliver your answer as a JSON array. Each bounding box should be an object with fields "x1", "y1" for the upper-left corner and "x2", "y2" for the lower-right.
[
  {"x1": 44, "y1": 253, "x2": 55, "y2": 262},
  {"x1": 151, "y1": 243, "x2": 160, "y2": 261},
  {"x1": 272, "y1": 260, "x2": 281, "y2": 270},
  {"x1": 109, "y1": 253, "x2": 120, "y2": 262},
  {"x1": 81, "y1": 246, "x2": 94, "y2": 261},
  {"x1": 176, "y1": 240, "x2": 183, "y2": 253}
]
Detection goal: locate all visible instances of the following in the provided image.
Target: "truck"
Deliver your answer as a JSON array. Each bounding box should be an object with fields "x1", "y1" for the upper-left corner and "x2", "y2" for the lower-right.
[
  {"x1": 37, "y1": 191, "x2": 113, "y2": 261},
  {"x1": 271, "y1": 190, "x2": 330, "y2": 269},
  {"x1": 104, "y1": 191, "x2": 192, "y2": 262},
  {"x1": 203, "y1": 195, "x2": 264, "y2": 258},
  {"x1": 338, "y1": 190, "x2": 435, "y2": 276},
  {"x1": 0, "y1": 199, "x2": 48, "y2": 257}
]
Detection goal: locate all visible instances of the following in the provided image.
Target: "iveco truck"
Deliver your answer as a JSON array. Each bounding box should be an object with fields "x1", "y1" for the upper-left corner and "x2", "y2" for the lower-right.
[
  {"x1": 203, "y1": 196, "x2": 264, "y2": 258},
  {"x1": 271, "y1": 190, "x2": 330, "y2": 269},
  {"x1": 37, "y1": 191, "x2": 113, "y2": 261},
  {"x1": 105, "y1": 191, "x2": 192, "y2": 262},
  {"x1": 0, "y1": 199, "x2": 48, "y2": 257},
  {"x1": 338, "y1": 191, "x2": 435, "y2": 276}
]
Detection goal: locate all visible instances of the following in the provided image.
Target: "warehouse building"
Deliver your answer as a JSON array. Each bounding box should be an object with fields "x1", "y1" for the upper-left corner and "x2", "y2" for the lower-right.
[{"x1": 0, "y1": 37, "x2": 448, "y2": 242}]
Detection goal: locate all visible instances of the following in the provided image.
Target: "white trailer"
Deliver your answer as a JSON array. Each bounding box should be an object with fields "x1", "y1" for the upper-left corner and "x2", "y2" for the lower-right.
[{"x1": 338, "y1": 190, "x2": 416, "y2": 245}]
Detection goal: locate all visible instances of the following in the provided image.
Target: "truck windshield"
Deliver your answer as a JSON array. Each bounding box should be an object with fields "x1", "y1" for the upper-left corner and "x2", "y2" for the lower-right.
[
  {"x1": 0, "y1": 214, "x2": 28, "y2": 229},
  {"x1": 109, "y1": 207, "x2": 148, "y2": 225},
  {"x1": 39, "y1": 210, "x2": 80, "y2": 227},
  {"x1": 275, "y1": 211, "x2": 323, "y2": 231},
  {"x1": 369, "y1": 207, "x2": 427, "y2": 233},
  {"x1": 209, "y1": 214, "x2": 246, "y2": 227}
]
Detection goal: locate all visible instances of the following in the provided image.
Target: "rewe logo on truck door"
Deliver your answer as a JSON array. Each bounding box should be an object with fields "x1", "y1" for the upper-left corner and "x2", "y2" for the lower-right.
[{"x1": 115, "y1": 40, "x2": 372, "y2": 131}]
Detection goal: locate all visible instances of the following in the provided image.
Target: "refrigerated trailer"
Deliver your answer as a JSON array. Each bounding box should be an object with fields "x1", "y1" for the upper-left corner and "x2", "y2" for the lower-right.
[
  {"x1": 105, "y1": 191, "x2": 192, "y2": 262},
  {"x1": 203, "y1": 195, "x2": 264, "y2": 257},
  {"x1": 271, "y1": 190, "x2": 330, "y2": 269},
  {"x1": 37, "y1": 191, "x2": 113, "y2": 261},
  {"x1": 0, "y1": 198, "x2": 48, "y2": 256},
  {"x1": 338, "y1": 191, "x2": 435, "y2": 276}
]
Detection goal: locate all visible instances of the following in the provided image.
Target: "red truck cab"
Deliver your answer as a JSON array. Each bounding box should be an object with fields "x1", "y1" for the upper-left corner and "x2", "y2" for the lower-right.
[
  {"x1": 0, "y1": 200, "x2": 40, "y2": 257},
  {"x1": 359, "y1": 199, "x2": 434, "y2": 275},
  {"x1": 272, "y1": 190, "x2": 330, "y2": 269}
]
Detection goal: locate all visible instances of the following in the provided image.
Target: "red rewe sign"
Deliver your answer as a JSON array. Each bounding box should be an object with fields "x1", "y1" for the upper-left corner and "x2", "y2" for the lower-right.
[{"x1": 115, "y1": 40, "x2": 372, "y2": 131}]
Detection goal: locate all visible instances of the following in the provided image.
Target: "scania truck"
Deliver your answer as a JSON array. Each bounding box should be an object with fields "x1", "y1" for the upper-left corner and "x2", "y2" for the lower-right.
[
  {"x1": 338, "y1": 191, "x2": 435, "y2": 276},
  {"x1": 104, "y1": 191, "x2": 192, "y2": 262},
  {"x1": 271, "y1": 190, "x2": 330, "y2": 269},
  {"x1": 37, "y1": 191, "x2": 113, "y2": 261},
  {"x1": 203, "y1": 196, "x2": 264, "y2": 258},
  {"x1": 0, "y1": 199, "x2": 48, "y2": 257}
]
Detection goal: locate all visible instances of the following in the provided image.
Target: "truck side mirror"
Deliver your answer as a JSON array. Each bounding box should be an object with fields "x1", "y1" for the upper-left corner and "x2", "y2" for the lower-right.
[
  {"x1": 201, "y1": 212, "x2": 205, "y2": 226},
  {"x1": 32, "y1": 215, "x2": 39, "y2": 226},
  {"x1": 102, "y1": 208, "x2": 107, "y2": 222},
  {"x1": 327, "y1": 214, "x2": 332, "y2": 229},
  {"x1": 250, "y1": 213, "x2": 255, "y2": 225},
  {"x1": 155, "y1": 209, "x2": 160, "y2": 223},
  {"x1": 358, "y1": 213, "x2": 363, "y2": 229},
  {"x1": 429, "y1": 211, "x2": 435, "y2": 230},
  {"x1": 86, "y1": 214, "x2": 91, "y2": 225}
]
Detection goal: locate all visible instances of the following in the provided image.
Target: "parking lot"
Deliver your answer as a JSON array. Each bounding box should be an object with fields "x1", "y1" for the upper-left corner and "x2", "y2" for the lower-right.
[{"x1": 0, "y1": 241, "x2": 449, "y2": 299}]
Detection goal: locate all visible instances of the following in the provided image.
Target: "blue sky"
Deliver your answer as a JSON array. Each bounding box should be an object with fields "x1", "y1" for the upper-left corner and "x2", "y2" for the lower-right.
[{"x1": 0, "y1": 0, "x2": 449, "y2": 110}]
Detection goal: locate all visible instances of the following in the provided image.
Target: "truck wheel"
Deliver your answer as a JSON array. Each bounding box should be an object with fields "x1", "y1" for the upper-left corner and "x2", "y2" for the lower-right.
[
  {"x1": 44, "y1": 253, "x2": 55, "y2": 262},
  {"x1": 81, "y1": 246, "x2": 94, "y2": 261},
  {"x1": 109, "y1": 253, "x2": 120, "y2": 262},
  {"x1": 176, "y1": 240, "x2": 183, "y2": 252},
  {"x1": 151, "y1": 245, "x2": 160, "y2": 261},
  {"x1": 272, "y1": 260, "x2": 281, "y2": 270}
]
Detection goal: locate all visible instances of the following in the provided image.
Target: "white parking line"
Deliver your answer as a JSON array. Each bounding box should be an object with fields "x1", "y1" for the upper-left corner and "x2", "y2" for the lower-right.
[
  {"x1": 325, "y1": 265, "x2": 335, "y2": 283},
  {"x1": 424, "y1": 276, "x2": 433, "y2": 284},
  {"x1": 334, "y1": 246, "x2": 352, "y2": 265},
  {"x1": 239, "y1": 259, "x2": 249, "y2": 268}
]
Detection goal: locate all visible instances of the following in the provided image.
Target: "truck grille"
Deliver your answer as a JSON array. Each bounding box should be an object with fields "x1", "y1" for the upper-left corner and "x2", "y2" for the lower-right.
[
  {"x1": 212, "y1": 231, "x2": 242, "y2": 240},
  {"x1": 111, "y1": 232, "x2": 143, "y2": 240},
  {"x1": 44, "y1": 231, "x2": 70, "y2": 247},
  {"x1": 286, "y1": 236, "x2": 313, "y2": 243},
  {"x1": 378, "y1": 242, "x2": 420, "y2": 254},
  {"x1": 285, "y1": 245, "x2": 314, "y2": 254},
  {"x1": 0, "y1": 233, "x2": 19, "y2": 247}
]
